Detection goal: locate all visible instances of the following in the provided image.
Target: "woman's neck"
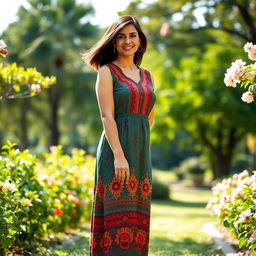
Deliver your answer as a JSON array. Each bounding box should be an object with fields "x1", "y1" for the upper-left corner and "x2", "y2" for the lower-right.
[{"x1": 114, "y1": 56, "x2": 137, "y2": 70}]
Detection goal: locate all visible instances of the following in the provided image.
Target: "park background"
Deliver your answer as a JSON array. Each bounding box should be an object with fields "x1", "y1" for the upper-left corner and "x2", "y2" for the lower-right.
[{"x1": 1, "y1": 0, "x2": 256, "y2": 255}]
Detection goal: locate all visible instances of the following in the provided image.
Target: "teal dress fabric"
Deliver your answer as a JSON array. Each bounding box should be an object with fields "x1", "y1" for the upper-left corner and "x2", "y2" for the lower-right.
[{"x1": 89, "y1": 62, "x2": 156, "y2": 256}]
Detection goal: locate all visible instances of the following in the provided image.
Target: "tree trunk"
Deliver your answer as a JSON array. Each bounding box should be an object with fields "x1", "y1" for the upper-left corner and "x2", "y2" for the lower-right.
[
  {"x1": 197, "y1": 119, "x2": 244, "y2": 180},
  {"x1": 209, "y1": 153, "x2": 232, "y2": 180},
  {"x1": 48, "y1": 84, "x2": 60, "y2": 146}
]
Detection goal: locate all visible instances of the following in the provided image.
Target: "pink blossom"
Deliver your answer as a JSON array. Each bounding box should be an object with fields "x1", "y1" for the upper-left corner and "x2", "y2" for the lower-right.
[
  {"x1": 238, "y1": 170, "x2": 249, "y2": 180},
  {"x1": 223, "y1": 194, "x2": 230, "y2": 203},
  {"x1": 0, "y1": 40, "x2": 6, "y2": 49},
  {"x1": 0, "y1": 40, "x2": 8, "y2": 57},
  {"x1": 243, "y1": 42, "x2": 256, "y2": 61},
  {"x1": 244, "y1": 42, "x2": 254, "y2": 52},
  {"x1": 212, "y1": 204, "x2": 221, "y2": 216},
  {"x1": 241, "y1": 91, "x2": 254, "y2": 103},
  {"x1": 160, "y1": 23, "x2": 169, "y2": 37},
  {"x1": 68, "y1": 194, "x2": 81, "y2": 205},
  {"x1": 49, "y1": 145, "x2": 57, "y2": 152},
  {"x1": 224, "y1": 59, "x2": 246, "y2": 87},
  {"x1": 250, "y1": 2, "x2": 256, "y2": 10},
  {"x1": 71, "y1": 148, "x2": 79, "y2": 154},
  {"x1": 31, "y1": 84, "x2": 41, "y2": 93},
  {"x1": 248, "y1": 48, "x2": 256, "y2": 61},
  {"x1": 239, "y1": 208, "x2": 252, "y2": 221},
  {"x1": 2, "y1": 180, "x2": 18, "y2": 192}
]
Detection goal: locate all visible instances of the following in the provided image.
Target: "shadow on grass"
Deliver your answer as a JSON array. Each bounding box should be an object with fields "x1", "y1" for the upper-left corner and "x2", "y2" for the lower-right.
[
  {"x1": 49, "y1": 232, "x2": 89, "y2": 256},
  {"x1": 149, "y1": 235, "x2": 220, "y2": 256},
  {"x1": 153, "y1": 199, "x2": 207, "y2": 208}
]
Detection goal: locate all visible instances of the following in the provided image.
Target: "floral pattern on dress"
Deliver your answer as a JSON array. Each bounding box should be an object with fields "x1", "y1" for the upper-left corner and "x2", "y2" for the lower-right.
[
  {"x1": 115, "y1": 227, "x2": 134, "y2": 250},
  {"x1": 109, "y1": 176, "x2": 123, "y2": 199},
  {"x1": 97, "y1": 177, "x2": 106, "y2": 200},
  {"x1": 127, "y1": 169, "x2": 138, "y2": 197},
  {"x1": 99, "y1": 231, "x2": 112, "y2": 253},
  {"x1": 135, "y1": 229, "x2": 147, "y2": 250},
  {"x1": 140, "y1": 173, "x2": 152, "y2": 200}
]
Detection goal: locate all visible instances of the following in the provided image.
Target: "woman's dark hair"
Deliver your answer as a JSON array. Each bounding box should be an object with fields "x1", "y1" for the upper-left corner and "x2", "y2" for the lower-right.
[{"x1": 82, "y1": 15, "x2": 147, "y2": 70}]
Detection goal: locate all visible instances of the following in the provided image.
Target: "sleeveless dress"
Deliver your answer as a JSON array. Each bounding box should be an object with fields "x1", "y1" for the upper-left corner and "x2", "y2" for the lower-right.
[{"x1": 89, "y1": 62, "x2": 156, "y2": 256}]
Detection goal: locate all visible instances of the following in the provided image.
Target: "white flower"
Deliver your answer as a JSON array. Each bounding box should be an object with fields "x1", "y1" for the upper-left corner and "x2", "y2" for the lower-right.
[
  {"x1": 22, "y1": 198, "x2": 33, "y2": 206},
  {"x1": 0, "y1": 40, "x2": 7, "y2": 50},
  {"x1": 241, "y1": 91, "x2": 254, "y2": 103},
  {"x1": 244, "y1": 42, "x2": 254, "y2": 52},
  {"x1": 251, "y1": 63, "x2": 256, "y2": 70},
  {"x1": 239, "y1": 208, "x2": 252, "y2": 221},
  {"x1": 224, "y1": 59, "x2": 246, "y2": 87},
  {"x1": 2, "y1": 180, "x2": 18, "y2": 192},
  {"x1": 31, "y1": 84, "x2": 41, "y2": 93},
  {"x1": 19, "y1": 159, "x2": 29, "y2": 165}
]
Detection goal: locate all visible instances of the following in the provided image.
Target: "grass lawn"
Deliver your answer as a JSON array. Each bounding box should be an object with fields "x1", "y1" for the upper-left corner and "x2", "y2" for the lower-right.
[{"x1": 48, "y1": 170, "x2": 223, "y2": 256}]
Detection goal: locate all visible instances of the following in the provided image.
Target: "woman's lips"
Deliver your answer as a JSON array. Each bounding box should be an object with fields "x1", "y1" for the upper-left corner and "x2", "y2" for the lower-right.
[{"x1": 122, "y1": 46, "x2": 133, "y2": 51}]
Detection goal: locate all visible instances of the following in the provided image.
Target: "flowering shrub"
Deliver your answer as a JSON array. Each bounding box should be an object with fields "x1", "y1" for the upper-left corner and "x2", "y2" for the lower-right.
[
  {"x1": 207, "y1": 170, "x2": 256, "y2": 251},
  {"x1": 37, "y1": 145, "x2": 94, "y2": 232},
  {"x1": 224, "y1": 42, "x2": 256, "y2": 103},
  {"x1": 0, "y1": 141, "x2": 95, "y2": 255}
]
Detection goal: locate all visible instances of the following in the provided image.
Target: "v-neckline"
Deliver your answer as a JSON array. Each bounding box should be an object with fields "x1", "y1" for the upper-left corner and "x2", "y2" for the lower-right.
[{"x1": 111, "y1": 62, "x2": 143, "y2": 85}]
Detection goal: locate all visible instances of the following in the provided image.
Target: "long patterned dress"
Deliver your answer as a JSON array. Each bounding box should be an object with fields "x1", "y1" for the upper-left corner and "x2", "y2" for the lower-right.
[{"x1": 89, "y1": 62, "x2": 156, "y2": 256}]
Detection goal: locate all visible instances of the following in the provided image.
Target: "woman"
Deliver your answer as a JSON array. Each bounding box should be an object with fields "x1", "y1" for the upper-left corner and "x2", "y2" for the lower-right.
[{"x1": 83, "y1": 15, "x2": 156, "y2": 256}]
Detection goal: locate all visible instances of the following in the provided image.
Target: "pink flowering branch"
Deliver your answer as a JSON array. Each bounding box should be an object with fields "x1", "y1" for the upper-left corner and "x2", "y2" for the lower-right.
[
  {"x1": 0, "y1": 40, "x2": 8, "y2": 58},
  {"x1": 224, "y1": 42, "x2": 256, "y2": 103}
]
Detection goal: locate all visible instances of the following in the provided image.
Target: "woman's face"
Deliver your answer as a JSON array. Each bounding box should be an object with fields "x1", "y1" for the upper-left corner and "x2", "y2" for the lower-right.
[{"x1": 114, "y1": 24, "x2": 141, "y2": 57}]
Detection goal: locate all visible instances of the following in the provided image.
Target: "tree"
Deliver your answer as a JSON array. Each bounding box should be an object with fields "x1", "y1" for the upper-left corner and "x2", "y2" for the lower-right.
[
  {"x1": 4, "y1": 0, "x2": 99, "y2": 147},
  {"x1": 122, "y1": 0, "x2": 256, "y2": 178}
]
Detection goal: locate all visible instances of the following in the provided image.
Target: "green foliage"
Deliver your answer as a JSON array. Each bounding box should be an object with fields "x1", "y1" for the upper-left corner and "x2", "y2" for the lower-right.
[
  {"x1": 0, "y1": 62, "x2": 56, "y2": 100},
  {"x1": 176, "y1": 157, "x2": 207, "y2": 185},
  {"x1": 152, "y1": 174, "x2": 170, "y2": 199},
  {"x1": 0, "y1": 141, "x2": 95, "y2": 255}
]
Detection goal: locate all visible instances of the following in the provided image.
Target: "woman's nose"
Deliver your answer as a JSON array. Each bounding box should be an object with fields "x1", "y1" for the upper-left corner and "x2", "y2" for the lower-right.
[{"x1": 125, "y1": 37, "x2": 131, "y2": 43}]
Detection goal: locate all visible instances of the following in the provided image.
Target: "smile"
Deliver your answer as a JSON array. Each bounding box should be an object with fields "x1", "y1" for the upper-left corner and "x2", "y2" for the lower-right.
[{"x1": 122, "y1": 46, "x2": 134, "y2": 50}]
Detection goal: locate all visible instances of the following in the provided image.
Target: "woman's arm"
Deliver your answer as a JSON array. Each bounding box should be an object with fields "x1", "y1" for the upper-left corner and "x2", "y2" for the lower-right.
[{"x1": 95, "y1": 65, "x2": 130, "y2": 185}]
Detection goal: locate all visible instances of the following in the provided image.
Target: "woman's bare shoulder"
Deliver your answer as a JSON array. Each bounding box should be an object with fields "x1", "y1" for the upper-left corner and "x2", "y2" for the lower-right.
[
  {"x1": 97, "y1": 65, "x2": 112, "y2": 83},
  {"x1": 98, "y1": 64, "x2": 111, "y2": 74}
]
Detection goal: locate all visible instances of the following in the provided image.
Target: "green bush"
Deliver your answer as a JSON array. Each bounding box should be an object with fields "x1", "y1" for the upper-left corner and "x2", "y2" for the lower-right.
[
  {"x1": 0, "y1": 141, "x2": 95, "y2": 255},
  {"x1": 152, "y1": 175, "x2": 170, "y2": 200},
  {"x1": 178, "y1": 157, "x2": 207, "y2": 185}
]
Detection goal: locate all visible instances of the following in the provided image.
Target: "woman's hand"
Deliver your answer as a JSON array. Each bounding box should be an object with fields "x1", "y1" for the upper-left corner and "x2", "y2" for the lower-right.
[{"x1": 114, "y1": 155, "x2": 130, "y2": 185}]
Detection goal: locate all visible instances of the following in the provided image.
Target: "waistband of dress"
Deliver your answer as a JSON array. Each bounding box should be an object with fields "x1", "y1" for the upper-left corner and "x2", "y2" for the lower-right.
[{"x1": 115, "y1": 113, "x2": 148, "y2": 120}]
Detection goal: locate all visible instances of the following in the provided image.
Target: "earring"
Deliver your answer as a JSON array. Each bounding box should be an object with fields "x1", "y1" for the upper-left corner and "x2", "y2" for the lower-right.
[
  {"x1": 137, "y1": 45, "x2": 142, "y2": 53},
  {"x1": 113, "y1": 46, "x2": 116, "y2": 55}
]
